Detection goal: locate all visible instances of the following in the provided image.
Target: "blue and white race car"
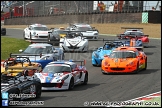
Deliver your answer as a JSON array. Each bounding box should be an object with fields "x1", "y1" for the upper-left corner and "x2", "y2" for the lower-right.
[
  {"x1": 34, "y1": 60, "x2": 88, "y2": 90},
  {"x1": 92, "y1": 40, "x2": 123, "y2": 66},
  {"x1": 18, "y1": 41, "x2": 64, "y2": 68},
  {"x1": 117, "y1": 35, "x2": 144, "y2": 51}
]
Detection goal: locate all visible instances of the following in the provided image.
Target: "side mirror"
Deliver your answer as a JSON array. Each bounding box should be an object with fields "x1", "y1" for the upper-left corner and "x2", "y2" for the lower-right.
[
  {"x1": 53, "y1": 50, "x2": 58, "y2": 53},
  {"x1": 19, "y1": 49, "x2": 23, "y2": 52}
]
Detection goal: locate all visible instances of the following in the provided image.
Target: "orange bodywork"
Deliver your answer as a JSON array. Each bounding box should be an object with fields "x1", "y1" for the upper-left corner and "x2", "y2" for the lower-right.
[{"x1": 101, "y1": 46, "x2": 147, "y2": 74}]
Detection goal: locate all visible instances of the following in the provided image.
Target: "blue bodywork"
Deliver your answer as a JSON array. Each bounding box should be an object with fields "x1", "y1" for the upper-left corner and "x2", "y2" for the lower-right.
[
  {"x1": 92, "y1": 41, "x2": 123, "y2": 66},
  {"x1": 119, "y1": 39, "x2": 143, "y2": 47},
  {"x1": 19, "y1": 43, "x2": 64, "y2": 69}
]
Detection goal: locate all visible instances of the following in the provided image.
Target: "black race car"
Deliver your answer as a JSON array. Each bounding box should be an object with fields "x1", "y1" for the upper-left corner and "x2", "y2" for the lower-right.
[
  {"x1": 1, "y1": 70, "x2": 42, "y2": 101},
  {"x1": 1, "y1": 26, "x2": 6, "y2": 35},
  {"x1": 48, "y1": 28, "x2": 69, "y2": 46}
]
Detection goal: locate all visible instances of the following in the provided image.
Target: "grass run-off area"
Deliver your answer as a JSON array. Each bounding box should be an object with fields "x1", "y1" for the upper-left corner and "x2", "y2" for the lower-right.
[
  {"x1": 3, "y1": 23, "x2": 161, "y2": 38},
  {"x1": 1, "y1": 37, "x2": 30, "y2": 60}
]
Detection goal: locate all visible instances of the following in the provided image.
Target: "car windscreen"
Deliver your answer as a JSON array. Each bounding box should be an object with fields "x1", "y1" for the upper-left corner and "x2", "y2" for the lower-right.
[
  {"x1": 23, "y1": 46, "x2": 53, "y2": 54},
  {"x1": 42, "y1": 65, "x2": 71, "y2": 73},
  {"x1": 33, "y1": 27, "x2": 48, "y2": 31},
  {"x1": 124, "y1": 32, "x2": 144, "y2": 36},
  {"x1": 77, "y1": 27, "x2": 92, "y2": 31},
  {"x1": 109, "y1": 51, "x2": 136, "y2": 58}
]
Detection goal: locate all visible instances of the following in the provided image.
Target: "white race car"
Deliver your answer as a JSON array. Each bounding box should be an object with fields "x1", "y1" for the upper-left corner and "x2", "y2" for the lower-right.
[
  {"x1": 59, "y1": 32, "x2": 89, "y2": 52},
  {"x1": 67, "y1": 23, "x2": 99, "y2": 40},
  {"x1": 23, "y1": 23, "x2": 50, "y2": 40},
  {"x1": 34, "y1": 60, "x2": 88, "y2": 90}
]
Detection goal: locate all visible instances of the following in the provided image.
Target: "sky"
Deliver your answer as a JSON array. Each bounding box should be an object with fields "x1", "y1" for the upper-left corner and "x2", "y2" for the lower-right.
[{"x1": 97, "y1": 1, "x2": 161, "y2": 11}]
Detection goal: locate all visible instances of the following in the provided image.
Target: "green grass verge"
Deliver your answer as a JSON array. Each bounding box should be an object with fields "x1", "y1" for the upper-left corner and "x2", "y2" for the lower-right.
[{"x1": 1, "y1": 37, "x2": 30, "y2": 60}]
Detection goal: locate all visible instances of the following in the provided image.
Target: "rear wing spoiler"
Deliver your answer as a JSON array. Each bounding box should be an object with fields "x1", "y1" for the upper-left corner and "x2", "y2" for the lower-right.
[
  {"x1": 10, "y1": 53, "x2": 42, "y2": 58},
  {"x1": 29, "y1": 40, "x2": 63, "y2": 44},
  {"x1": 69, "y1": 60, "x2": 86, "y2": 66},
  {"x1": 10, "y1": 53, "x2": 43, "y2": 63},
  {"x1": 130, "y1": 46, "x2": 143, "y2": 51},
  {"x1": 6, "y1": 66, "x2": 41, "y2": 70},
  {"x1": 121, "y1": 27, "x2": 143, "y2": 30}
]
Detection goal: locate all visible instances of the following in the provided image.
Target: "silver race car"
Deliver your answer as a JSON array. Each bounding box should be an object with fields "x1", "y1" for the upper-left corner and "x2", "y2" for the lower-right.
[
  {"x1": 60, "y1": 32, "x2": 89, "y2": 52},
  {"x1": 66, "y1": 23, "x2": 99, "y2": 40}
]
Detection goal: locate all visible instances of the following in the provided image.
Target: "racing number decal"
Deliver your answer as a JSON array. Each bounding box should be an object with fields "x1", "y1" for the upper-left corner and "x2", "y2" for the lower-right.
[{"x1": 30, "y1": 85, "x2": 36, "y2": 94}]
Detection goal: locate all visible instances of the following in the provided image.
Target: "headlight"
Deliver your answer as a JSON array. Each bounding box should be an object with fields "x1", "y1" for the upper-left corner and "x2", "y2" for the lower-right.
[
  {"x1": 104, "y1": 62, "x2": 108, "y2": 66},
  {"x1": 94, "y1": 33, "x2": 98, "y2": 35},
  {"x1": 57, "y1": 75, "x2": 69, "y2": 82},
  {"x1": 93, "y1": 52, "x2": 98, "y2": 58},
  {"x1": 62, "y1": 75, "x2": 69, "y2": 81},
  {"x1": 127, "y1": 62, "x2": 134, "y2": 66},
  {"x1": 33, "y1": 32, "x2": 36, "y2": 35}
]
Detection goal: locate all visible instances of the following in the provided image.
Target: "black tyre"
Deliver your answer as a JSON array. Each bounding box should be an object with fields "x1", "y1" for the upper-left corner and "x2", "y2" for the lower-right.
[
  {"x1": 133, "y1": 62, "x2": 139, "y2": 74},
  {"x1": 92, "y1": 64, "x2": 96, "y2": 67},
  {"x1": 83, "y1": 72, "x2": 88, "y2": 85},
  {"x1": 23, "y1": 32, "x2": 26, "y2": 39},
  {"x1": 68, "y1": 78, "x2": 74, "y2": 90},
  {"x1": 2, "y1": 32, "x2": 6, "y2": 35},
  {"x1": 143, "y1": 58, "x2": 147, "y2": 70},
  {"x1": 36, "y1": 84, "x2": 42, "y2": 98}
]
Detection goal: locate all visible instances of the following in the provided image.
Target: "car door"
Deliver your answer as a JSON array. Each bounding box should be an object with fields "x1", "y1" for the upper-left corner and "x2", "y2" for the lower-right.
[{"x1": 71, "y1": 64, "x2": 80, "y2": 83}]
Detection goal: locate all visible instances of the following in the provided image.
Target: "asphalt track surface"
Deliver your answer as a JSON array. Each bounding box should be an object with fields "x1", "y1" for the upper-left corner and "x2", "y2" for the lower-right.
[{"x1": 4, "y1": 29, "x2": 161, "y2": 107}]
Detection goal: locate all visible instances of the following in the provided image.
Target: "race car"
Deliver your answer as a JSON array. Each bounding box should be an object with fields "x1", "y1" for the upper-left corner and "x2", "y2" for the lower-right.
[
  {"x1": 1, "y1": 56, "x2": 42, "y2": 79},
  {"x1": 67, "y1": 23, "x2": 99, "y2": 40},
  {"x1": 1, "y1": 25, "x2": 6, "y2": 35},
  {"x1": 18, "y1": 41, "x2": 64, "y2": 68},
  {"x1": 23, "y1": 23, "x2": 50, "y2": 40},
  {"x1": 92, "y1": 40, "x2": 124, "y2": 66},
  {"x1": 60, "y1": 31, "x2": 89, "y2": 52},
  {"x1": 101, "y1": 46, "x2": 147, "y2": 74},
  {"x1": 48, "y1": 28, "x2": 69, "y2": 46},
  {"x1": 34, "y1": 60, "x2": 88, "y2": 90},
  {"x1": 117, "y1": 35, "x2": 144, "y2": 51},
  {"x1": 1, "y1": 70, "x2": 42, "y2": 101},
  {"x1": 117, "y1": 27, "x2": 149, "y2": 47}
]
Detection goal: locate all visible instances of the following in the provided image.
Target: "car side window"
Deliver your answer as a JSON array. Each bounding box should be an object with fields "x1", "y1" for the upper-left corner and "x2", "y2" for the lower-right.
[
  {"x1": 136, "y1": 51, "x2": 139, "y2": 56},
  {"x1": 71, "y1": 64, "x2": 77, "y2": 70}
]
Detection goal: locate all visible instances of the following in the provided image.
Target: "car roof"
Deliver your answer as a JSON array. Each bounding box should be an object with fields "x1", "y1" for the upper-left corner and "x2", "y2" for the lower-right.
[
  {"x1": 113, "y1": 46, "x2": 137, "y2": 52},
  {"x1": 73, "y1": 23, "x2": 91, "y2": 27},
  {"x1": 125, "y1": 30, "x2": 143, "y2": 33},
  {"x1": 29, "y1": 43, "x2": 52, "y2": 47},
  {"x1": 30, "y1": 24, "x2": 47, "y2": 27}
]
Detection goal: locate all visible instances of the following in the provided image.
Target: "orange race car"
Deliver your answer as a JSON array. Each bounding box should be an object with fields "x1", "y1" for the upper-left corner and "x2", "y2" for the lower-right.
[{"x1": 101, "y1": 46, "x2": 147, "y2": 74}]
